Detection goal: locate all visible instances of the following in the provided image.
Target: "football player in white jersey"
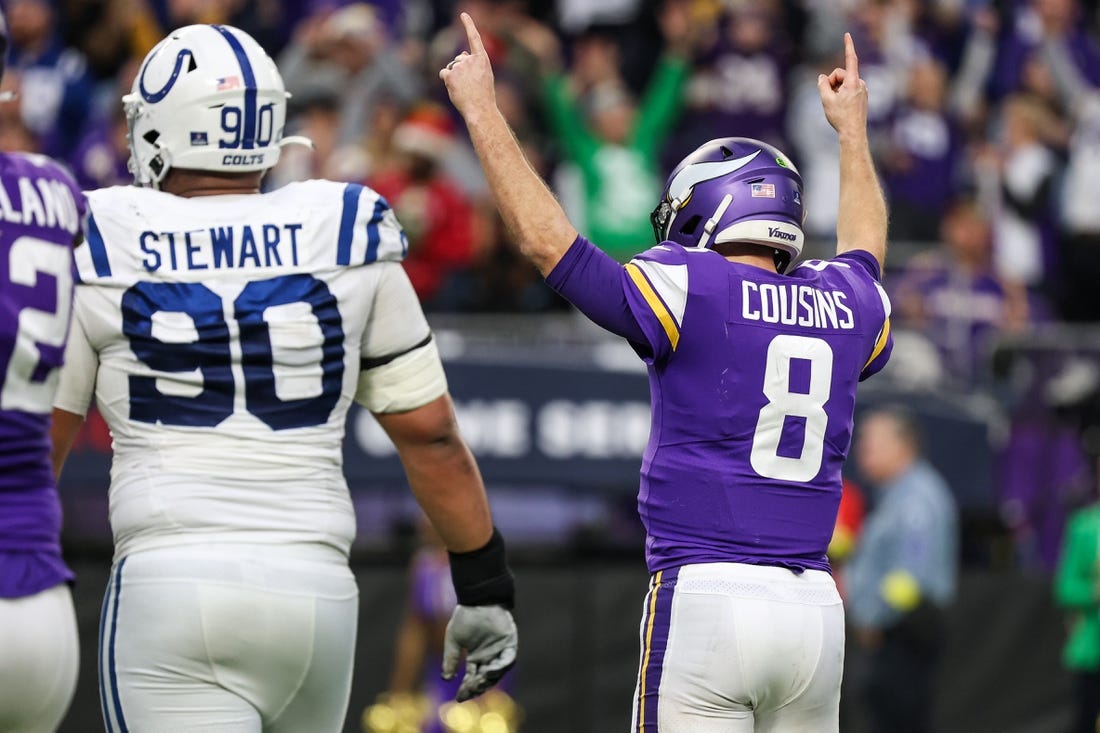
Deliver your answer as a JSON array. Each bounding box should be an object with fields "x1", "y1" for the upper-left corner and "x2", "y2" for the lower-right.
[{"x1": 49, "y1": 24, "x2": 517, "y2": 732}]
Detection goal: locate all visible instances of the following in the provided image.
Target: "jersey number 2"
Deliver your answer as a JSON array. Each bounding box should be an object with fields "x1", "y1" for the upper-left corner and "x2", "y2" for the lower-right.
[
  {"x1": 0, "y1": 236, "x2": 73, "y2": 413},
  {"x1": 122, "y1": 274, "x2": 344, "y2": 430},
  {"x1": 749, "y1": 335, "x2": 833, "y2": 482}
]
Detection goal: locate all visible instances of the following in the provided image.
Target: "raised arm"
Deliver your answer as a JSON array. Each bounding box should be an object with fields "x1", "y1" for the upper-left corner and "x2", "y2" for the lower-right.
[
  {"x1": 1041, "y1": 34, "x2": 1095, "y2": 118},
  {"x1": 440, "y1": 13, "x2": 577, "y2": 276},
  {"x1": 817, "y1": 34, "x2": 888, "y2": 270}
]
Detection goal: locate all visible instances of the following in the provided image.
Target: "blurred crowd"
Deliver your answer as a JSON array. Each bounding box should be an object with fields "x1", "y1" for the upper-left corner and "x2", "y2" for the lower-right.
[
  {"x1": 14, "y1": 0, "x2": 1100, "y2": 556},
  {"x1": 9, "y1": 0, "x2": 1100, "y2": 550},
  {"x1": 12, "y1": 2, "x2": 1100, "y2": 726},
  {"x1": 6, "y1": 0, "x2": 1099, "y2": 342}
]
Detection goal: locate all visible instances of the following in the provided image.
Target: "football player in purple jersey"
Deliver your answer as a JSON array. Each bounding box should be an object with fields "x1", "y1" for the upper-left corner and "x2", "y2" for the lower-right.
[
  {"x1": 0, "y1": 7, "x2": 87, "y2": 731},
  {"x1": 443, "y1": 15, "x2": 890, "y2": 731}
]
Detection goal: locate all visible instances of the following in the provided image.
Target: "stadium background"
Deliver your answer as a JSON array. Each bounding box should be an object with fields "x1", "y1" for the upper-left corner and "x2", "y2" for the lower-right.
[{"x1": 11, "y1": 0, "x2": 1100, "y2": 729}]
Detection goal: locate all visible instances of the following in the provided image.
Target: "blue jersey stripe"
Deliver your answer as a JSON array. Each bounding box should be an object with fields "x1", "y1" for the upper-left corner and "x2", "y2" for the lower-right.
[
  {"x1": 212, "y1": 25, "x2": 258, "y2": 149},
  {"x1": 337, "y1": 183, "x2": 362, "y2": 266},
  {"x1": 108, "y1": 558, "x2": 129, "y2": 733},
  {"x1": 86, "y1": 214, "x2": 112, "y2": 277},
  {"x1": 364, "y1": 198, "x2": 389, "y2": 264}
]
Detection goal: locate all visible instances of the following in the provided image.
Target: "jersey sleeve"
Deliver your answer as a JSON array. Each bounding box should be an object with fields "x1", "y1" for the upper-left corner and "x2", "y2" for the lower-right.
[
  {"x1": 354, "y1": 262, "x2": 447, "y2": 413},
  {"x1": 861, "y1": 308, "x2": 893, "y2": 380},
  {"x1": 809, "y1": 250, "x2": 893, "y2": 381},
  {"x1": 72, "y1": 215, "x2": 111, "y2": 284},
  {"x1": 334, "y1": 183, "x2": 408, "y2": 267},
  {"x1": 53, "y1": 288, "x2": 98, "y2": 416},
  {"x1": 621, "y1": 245, "x2": 690, "y2": 362},
  {"x1": 833, "y1": 249, "x2": 883, "y2": 282},
  {"x1": 74, "y1": 188, "x2": 130, "y2": 284},
  {"x1": 545, "y1": 236, "x2": 681, "y2": 362},
  {"x1": 857, "y1": 274, "x2": 893, "y2": 380}
]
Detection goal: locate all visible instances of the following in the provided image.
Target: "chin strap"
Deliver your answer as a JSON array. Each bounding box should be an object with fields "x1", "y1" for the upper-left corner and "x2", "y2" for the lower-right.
[
  {"x1": 697, "y1": 193, "x2": 734, "y2": 249},
  {"x1": 279, "y1": 135, "x2": 315, "y2": 150}
]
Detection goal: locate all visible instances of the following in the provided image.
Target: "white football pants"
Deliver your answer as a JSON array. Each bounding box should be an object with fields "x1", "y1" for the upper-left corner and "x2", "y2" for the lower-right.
[
  {"x1": 0, "y1": 582, "x2": 79, "y2": 732},
  {"x1": 99, "y1": 544, "x2": 358, "y2": 733},
  {"x1": 630, "y1": 562, "x2": 845, "y2": 732}
]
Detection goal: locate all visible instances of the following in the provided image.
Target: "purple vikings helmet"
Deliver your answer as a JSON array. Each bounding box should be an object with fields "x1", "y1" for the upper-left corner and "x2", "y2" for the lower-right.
[{"x1": 650, "y1": 137, "x2": 805, "y2": 272}]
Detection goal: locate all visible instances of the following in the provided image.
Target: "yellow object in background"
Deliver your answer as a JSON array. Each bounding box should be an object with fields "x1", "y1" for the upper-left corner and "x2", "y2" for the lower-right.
[
  {"x1": 362, "y1": 693, "x2": 433, "y2": 733},
  {"x1": 439, "y1": 690, "x2": 523, "y2": 733},
  {"x1": 362, "y1": 690, "x2": 523, "y2": 733},
  {"x1": 828, "y1": 527, "x2": 855, "y2": 561},
  {"x1": 881, "y1": 569, "x2": 922, "y2": 612}
]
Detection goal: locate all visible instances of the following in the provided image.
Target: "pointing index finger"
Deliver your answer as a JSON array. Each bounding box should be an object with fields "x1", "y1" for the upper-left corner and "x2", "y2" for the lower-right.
[
  {"x1": 460, "y1": 12, "x2": 485, "y2": 55},
  {"x1": 844, "y1": 32, "x2": 859, "y2": 80}
]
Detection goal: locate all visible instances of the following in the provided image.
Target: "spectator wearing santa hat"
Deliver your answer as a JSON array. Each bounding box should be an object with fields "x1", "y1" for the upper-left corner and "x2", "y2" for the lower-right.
[{"x1": 369, "y1": 105, "x2": 477, "y2": 304}]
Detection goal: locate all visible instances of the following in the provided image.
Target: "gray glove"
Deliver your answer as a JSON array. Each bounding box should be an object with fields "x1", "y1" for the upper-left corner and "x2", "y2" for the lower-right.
[{"x1": 441, "y1": 604, "x2": 518, "y2": 702}]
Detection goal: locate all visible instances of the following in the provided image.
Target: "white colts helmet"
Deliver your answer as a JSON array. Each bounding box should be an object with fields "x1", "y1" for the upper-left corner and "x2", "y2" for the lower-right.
[{"x1": 123, "y1": 24, "x2": 307, "y2": 188}]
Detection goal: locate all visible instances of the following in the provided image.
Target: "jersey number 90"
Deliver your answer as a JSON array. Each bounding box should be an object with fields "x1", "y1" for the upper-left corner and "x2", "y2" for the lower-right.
[{"x1": 122, "y1": 273, "x2": 344, "y2": 430}]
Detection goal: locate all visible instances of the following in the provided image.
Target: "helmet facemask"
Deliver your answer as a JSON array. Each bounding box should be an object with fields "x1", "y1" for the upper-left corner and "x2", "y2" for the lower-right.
[{"x1": 650, "y1": 198, "x2": 673, "y2": 243}]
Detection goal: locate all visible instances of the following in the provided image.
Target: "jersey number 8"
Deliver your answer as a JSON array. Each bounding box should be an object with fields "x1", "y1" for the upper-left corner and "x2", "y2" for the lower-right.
[
  {"x1": 122, "y1": 274, "x2": 344, "y2": 430},
  {"x1": 749, "y1": 335, "x2": 833, "y2": 482}
]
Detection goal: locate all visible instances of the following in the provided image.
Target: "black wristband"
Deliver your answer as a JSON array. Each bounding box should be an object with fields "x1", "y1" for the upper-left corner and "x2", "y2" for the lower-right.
[{"x1": 449, "y1": 527, "x2": 515, "y2": 610}]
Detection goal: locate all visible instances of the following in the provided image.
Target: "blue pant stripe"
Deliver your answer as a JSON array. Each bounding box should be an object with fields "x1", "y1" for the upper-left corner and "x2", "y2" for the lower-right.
[
  {"x1": 108, "y1": 558, "x2": 129, "y2": 733},
  {"x1": 98, "y1": 567, "x2": 114, "y2": 733}
]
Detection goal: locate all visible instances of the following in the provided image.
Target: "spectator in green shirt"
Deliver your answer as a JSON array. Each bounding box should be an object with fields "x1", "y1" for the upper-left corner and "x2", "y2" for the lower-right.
[
  {"x1": 534, "y1": 2, "x2": 694, "y2": 262},
  {"x1": 1055, "y1": 455, "x2": 1100, "y2": 733}
]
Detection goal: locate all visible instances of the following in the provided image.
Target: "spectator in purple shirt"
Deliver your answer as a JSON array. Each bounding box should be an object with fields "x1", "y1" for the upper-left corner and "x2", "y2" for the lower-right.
[
  {"x1": 69, "y1": 62, "x2": 135, "y2": 190},
  {"x1": 5, "y1": 0, "x2": 94, "y2": 160},
  {"x1": 893, "y1": 196, "x2": 1029, "y2": 385},
  {"x1": 669, "y1": 2, "x2": 792, "y2": 164},
  {"x1": 992, "y1": 0, "x2": 1100, "y2": 100},
  {"x1": 882, "y1": 56, "x2": 963, "y2": 241}
]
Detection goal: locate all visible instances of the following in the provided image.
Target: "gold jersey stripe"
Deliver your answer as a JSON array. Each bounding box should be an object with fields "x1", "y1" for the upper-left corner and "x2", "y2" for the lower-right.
[
  {"x1": 864, "y1": 318, "x2": 892, "y2": 369},
  {"x1": 625, "y1": 263, "x2": 680, "y2": 351}
]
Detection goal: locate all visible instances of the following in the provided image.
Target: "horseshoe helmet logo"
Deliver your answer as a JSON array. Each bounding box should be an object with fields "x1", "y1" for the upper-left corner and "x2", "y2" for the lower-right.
[{"x1": 139, "y1": 49, "x2": 195, "y2": 104}]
